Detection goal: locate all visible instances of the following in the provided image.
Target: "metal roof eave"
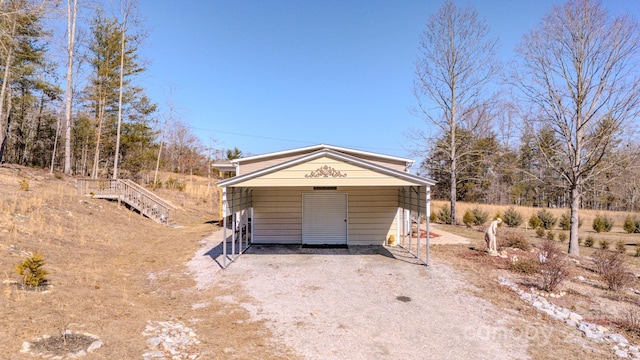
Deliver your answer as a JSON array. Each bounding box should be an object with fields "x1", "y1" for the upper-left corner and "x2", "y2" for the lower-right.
[{"x1": 217, "y1": 149, "x2": 435, "y2": 188}]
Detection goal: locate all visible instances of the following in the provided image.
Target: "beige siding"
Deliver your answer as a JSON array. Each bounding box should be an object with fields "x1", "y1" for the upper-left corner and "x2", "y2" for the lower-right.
[
  {"x1": 238, "y1": 150, "x2": 408, "y2": 174},
  {"x1": 347, "y1": 187, "x2": 398, "y2": 245},
  {"x1": 234, "y1": 157, "x2": 417, "y2": 187},
  {"x1": 251, "y1": 186, "x2": 398, "y2": 246},
  {"x1": 252, "y1": 187, "x2": 304, "y2": 244}
]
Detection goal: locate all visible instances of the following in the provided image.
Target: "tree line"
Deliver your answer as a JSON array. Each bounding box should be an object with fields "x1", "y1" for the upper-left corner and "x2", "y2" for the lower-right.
[
  {"x1": 0, "y1": 0, "x2": 217, "y2": 180},
  {"x1": 413, "y1": 0, "x2": 640, "y2": 255}
]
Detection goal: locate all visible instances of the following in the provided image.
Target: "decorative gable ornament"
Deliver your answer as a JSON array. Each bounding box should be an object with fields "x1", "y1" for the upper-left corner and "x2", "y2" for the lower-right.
[{"x1": 305, "y1": 165, "x2": 347, "y2": 178}]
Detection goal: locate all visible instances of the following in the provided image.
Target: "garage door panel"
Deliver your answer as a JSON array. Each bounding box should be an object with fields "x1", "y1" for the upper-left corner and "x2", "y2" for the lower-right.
[{"x1": 302, "y1": 193, "x2": 347, "y2": 245}]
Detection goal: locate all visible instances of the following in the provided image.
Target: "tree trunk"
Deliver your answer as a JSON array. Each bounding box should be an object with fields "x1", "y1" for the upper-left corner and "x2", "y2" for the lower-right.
[
  {"x1": 64, "y1": 0, "x2": 78, "y2": 175},
  {"x1": 112, "y1": 13, "x2": 128, "y2": 180},
  {"x1": 568, "y1": 184, "x2": 581, "y2": 256}
]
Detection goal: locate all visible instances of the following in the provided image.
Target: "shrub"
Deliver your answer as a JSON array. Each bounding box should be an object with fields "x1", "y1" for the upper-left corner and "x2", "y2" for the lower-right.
[
  {"x1": 528, "y1": 214, "x2": 541, "y2": 229},
  {"x1": 18, "y1": 179, "x2": 29, "y2": 191},
  {"x1": 500, "y1": 231, "x2": 531, "y2": 251},
  {"x1": 559, "y1": 213, "x2": 571, "y2": 231},
  {"x1": 437, "y1": 206, "x2": 451, "y2": 224},
  {"x1": 592, "y1": 214, "x2": 614, "y2": 233},
  {"x1": 599, "y1": 239, "x2": 610, "y2": 250},
  {"x1": 584, "y1": 236, "x2": 595, "y2": 247},
  {"x1": 15, "y1": 254, "x2": 48, "y2": 288},
  {"x1": 546, "y1": 230, "x2": 556, "y2": 241},
  {"x1": 593, "y1": 249, "x2": 634, "y2": 292},
  {"x1": 616, "y1": 241, "x2": 626, "y2": 254},
  {"x1": 535, "y1": 227, "x2": 546, "y2": 238},
  {"x1": 537, "y1": 209, "x2": 557, "y2": 230},
  {"x1": 623, "y1": 215, "x2": 637, "y2": 234},
  {"x1": 429, "y1": 212, "x2": 438, "y2": 223},
  {"x1": 537, "y1": 239, "x2": 570, "y2": 292},
  {"x1": 470, "y1": 207, "x2": 489, "y2": 226},
  {"x1": 508, "y1": 258, "x2": 539, "y2": 275},
  {"x1": 558, "y1": 232, "x2": 567, "y2": 243},
  {"x1": 618, "y1": 307, "x2": 640, "y2": 335},
  {"x1": 503, "y1": 206, "x2": 523, "y2": 228},
  {"x1": 463, "y1": 210, "x2": 475, "y2": 227}
]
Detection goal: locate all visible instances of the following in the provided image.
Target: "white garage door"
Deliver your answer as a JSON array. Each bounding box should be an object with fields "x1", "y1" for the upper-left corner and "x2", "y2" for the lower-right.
[{"x1": 302, "y1": 193, "x2": 348, "y2": 245}]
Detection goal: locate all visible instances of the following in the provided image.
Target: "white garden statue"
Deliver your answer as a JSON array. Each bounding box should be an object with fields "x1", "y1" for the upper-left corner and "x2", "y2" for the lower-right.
[{"x1": 485, "y1": 218, "x2": 502, "y2": 256}]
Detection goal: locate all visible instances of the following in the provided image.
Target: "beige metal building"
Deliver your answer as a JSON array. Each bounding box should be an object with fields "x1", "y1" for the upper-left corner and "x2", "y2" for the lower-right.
[{"x1": 216, "y1": 144, "x2": 435, "y2": 266}]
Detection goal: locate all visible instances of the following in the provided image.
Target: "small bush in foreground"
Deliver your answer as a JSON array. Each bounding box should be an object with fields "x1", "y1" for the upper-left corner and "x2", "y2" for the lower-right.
[
  {"x1": 470, "y1": 207, "x2": 489, "y2": 226},
  {"x1": 500, "y1": 231, "x2": 531, "y2": 251},
  {"x1": 584, "y1": 236, "x2": 595, "y2": 247},
  {"x1": 599, "y1": 239, "x2": 610, "y2": 250},
  {"x1": 592, "y1": 214, "x2": 614, "y2": 233},
  {"x1": 537, "y1": 239, "x2": 570, "y2": 292},
  {"x1": 463, "y1": 210, "x2": 475, "y2": 227},
  {"x1": 19, "y1": 179, "x2": 29, "y2": 191},
  {"x1": 559, "y1": 213, "x2": 571, "y2": 231},
  {"x1": 624, "y1": 215, "x2": 637, "y2": 234},
  {"x1": 535, "y1": 227, "x2": 546, "y2": 238},
  {"x1": 537, "y1": 209, "x2": 557, "y2": 230},
  {"x1": 528, "y1": 214, "x2": 541, "y2": 229},
  {"x1": 508, "y1": 258, "x2": 539, "y2": 275},
  {"x1": 437, "y1": 206, "x2": 451, "y2": 224},
  {"x1": 593, "y1": 249, "x2": 634, "y2": 292},
  {"x1": 618, "y1": 307, "x2": 640, "y2": 335},
  {"x1": 546, "y1": 231, "x2": 556, "y2": 241},
  {"x1": 616, "y1": 241, "x2": 626, "y2": 254},
  {"x1": 15, "y1": 253, "x2": 48, "y2": 288},
  {"x1": 503, "y1": 207, "x2": 523, "y2": 228},
  {"x1": 558, "y1": 232, "x2": 567, "y2": 243}
]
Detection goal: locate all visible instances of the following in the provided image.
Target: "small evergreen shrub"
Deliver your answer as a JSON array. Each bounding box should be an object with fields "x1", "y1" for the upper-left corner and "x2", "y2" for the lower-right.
[
  {"x1": 592, "y1": 214, "x2": 613, "y2": 233},
  {"x1": 15, "y1": 254, "x2": 48, "y2": 288},
  {"x1": 624, "y1": 215, "x2": 636, "y2": 234},
  {"x1": 546, "y1": 230, "x2": 556, "y2": 241},
  {"x1": 558, "y1": 232, "x2": 567, "y2": 243},
  {"x1": 429, "y1": 212, "x2": 438, "y2": 223},
  {"x1": 503, "y1": 206, "x2": 523, "y2": 228},
  {"x1": 463, "y1": 210, "x2": 475, "y2": 227},
  {"x1": 535, "y1": 227, "x2": 546, "y2": 238},
  {"x1": 584, "y1": 236, "x2": 595, "y2": 247},
  {"x1": 529, "y1": 214, "x2": 541, "y2": 229},
  {"x1": 437, "y1": 206, "x2": 451, "y2": 224},
  {"x1": 508, "y1": 258, "x2": 539, "y2": 275},
  {"x1": 559, "y1": 213, "x2": 571, "y2": 231},
  {"x1": 19, "y1": 179, "x2": 29, "y2": 191},
  {"x1": 616, "y1": 241, "x2": 626, "y2": 254},
  {"x1": 599, "y1": 239, "x2": 610, "y2": 250},
  {"x1": 470, "y1": 207, "x2": 489, "y2": 226},
  {"x1": 537, "y1": 209, "x2": 557, "y2": 230}
]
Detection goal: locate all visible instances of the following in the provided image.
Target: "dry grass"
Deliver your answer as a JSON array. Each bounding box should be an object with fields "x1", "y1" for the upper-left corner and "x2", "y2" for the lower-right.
[
  {"x1": 432, "y1": 200, "x2": 640, "y2": 256},
  {"x1": 0, "y1": 164, "x2": 294, "y2": 359},
  {"x1": 429, "y1": 222, "x2": 640, "y2": 359}
]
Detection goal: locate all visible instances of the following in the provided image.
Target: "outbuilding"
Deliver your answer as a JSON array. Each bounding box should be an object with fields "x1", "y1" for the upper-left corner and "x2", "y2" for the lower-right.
[{"x1": 215, "y1": 144, "x2": 435, "y2": 266}]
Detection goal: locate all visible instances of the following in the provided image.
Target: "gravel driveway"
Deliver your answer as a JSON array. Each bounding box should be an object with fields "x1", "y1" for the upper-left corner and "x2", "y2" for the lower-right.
[{"x1": 207, "y1": 241, "x2": 531, "y2": 360}]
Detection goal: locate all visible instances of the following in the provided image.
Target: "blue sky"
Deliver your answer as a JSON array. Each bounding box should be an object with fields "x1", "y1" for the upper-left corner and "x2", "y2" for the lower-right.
[{"x1": 136, "y1": 0, "x2": 640, "y2": 159}]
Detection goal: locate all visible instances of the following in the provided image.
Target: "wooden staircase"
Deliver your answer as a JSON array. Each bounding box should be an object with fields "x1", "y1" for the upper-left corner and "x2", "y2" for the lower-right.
[{"x1": 77, "y1": 179, "x2": 177, "y2": 224}]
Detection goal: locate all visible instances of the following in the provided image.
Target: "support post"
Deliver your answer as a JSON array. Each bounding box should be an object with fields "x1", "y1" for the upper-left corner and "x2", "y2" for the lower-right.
[
  {"x1": 222, "y1": 187, "x2": 227, "y2": 268},
  {"x1": 426, "y1": 186, "x2": 431, "y2": 266},
  {"x1": 417, "y1": 186, "x2": 421, "y2": 261},
  {"x1": 231, "y1": 188, "x2": 236, "y2": 260}
]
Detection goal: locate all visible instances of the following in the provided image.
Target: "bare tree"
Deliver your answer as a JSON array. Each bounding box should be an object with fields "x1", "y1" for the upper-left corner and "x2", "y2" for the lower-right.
[
  {"x1": 412, "y1": 0, "x2": 499, "y2": 224},
  {"x1": 63, "y1": 0, "x2": 78, "y2": 174},
  {"x1": 511, "y1": 0, "x2": 640, "y2": 255}
]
